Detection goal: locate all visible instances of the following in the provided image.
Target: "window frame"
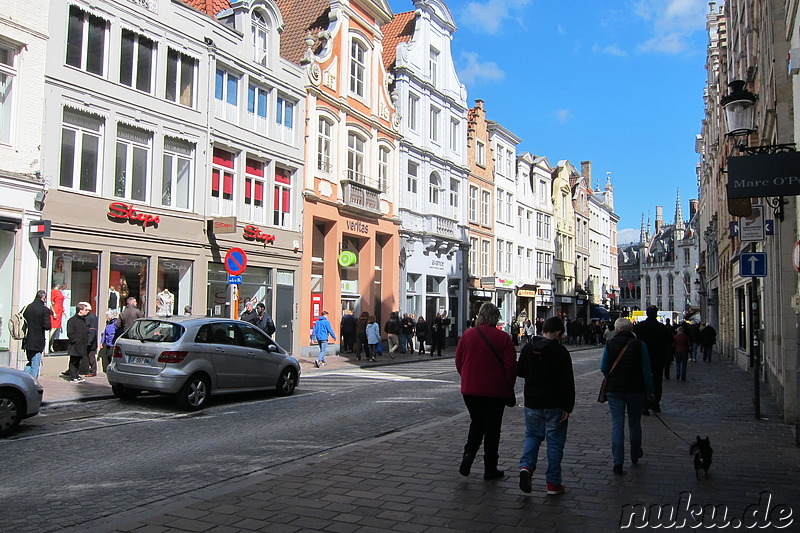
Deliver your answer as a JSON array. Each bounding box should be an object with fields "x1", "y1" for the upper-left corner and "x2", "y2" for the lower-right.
[
  {"x1": 119, "y1": 29, "x2": 155, "y2": 94},
  {"x1": 0, "y1": 42, "x2": 17, "y2": 145},
  {"x1": 165, "y1": 48, "x2": 196, "y2": 107},
  {"x1": 246, "y1": 82, "x2": 269, "y2": 135},
  {"x1": 317, "y1": 117, "x2": 333, "y2": 173},
  {"x1": 161, "y1": 137, "x2": 193, "y2": 210},
  {"x1": 66, "y1": 5, "x2": 108, "y2": 77},
  {"x1": 349, "y1": 38, "x2": 366, "y2": 98},
  {"x1": 113, "y1": 124, "x2": 152, "y2": 203},
  {"x1": 251, "y1": 11, "x2": 268, "y2": 66},
  {"x1": 273, "y1": 167, "x2": 293, "y2": 228},
  {"x1": 59, "y1": 109, "x2": 104, "y2": 194}
]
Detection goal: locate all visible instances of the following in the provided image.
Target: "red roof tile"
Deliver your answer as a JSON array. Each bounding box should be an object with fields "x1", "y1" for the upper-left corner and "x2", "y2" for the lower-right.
[
  {"x1": 381, "y1": 11, "x2": 415, "y2": 70},
  {"x1": 181, "y1": 0, "x2": 230, "y2": 17},
  {"x1": 275, "y1": 0, "x2": 331, "y2": 65}
]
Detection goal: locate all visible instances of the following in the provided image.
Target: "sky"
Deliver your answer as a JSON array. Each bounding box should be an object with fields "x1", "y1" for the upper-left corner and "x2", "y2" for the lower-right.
[{"x1": 387, "y1": 0, "x2": 711, "y2": 245}]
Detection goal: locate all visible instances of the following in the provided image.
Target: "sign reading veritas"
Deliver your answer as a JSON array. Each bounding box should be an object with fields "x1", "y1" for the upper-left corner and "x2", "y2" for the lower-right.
[{"x1": 727, "y1": 151, "x2": 800, "y2": 199}]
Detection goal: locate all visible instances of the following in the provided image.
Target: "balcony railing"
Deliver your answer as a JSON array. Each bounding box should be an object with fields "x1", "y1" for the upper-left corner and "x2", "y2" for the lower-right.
[
  {"x1": 341, "y1": 182, "x2": 380, "y2": 214},
  {"x1": 342, "y1": 169, "x2": 386, "y2": 193}
]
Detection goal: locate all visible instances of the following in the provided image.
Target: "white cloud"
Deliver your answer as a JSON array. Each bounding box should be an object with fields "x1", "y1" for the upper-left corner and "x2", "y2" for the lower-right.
[
  {"x1": 618, "y1": 228, "x2": 640, "y2": 245},
  {"x1": 634, "y1": 0, "x2": 707, "y2": 54},
  {"x1": 458, "y1": 52, "x2": 505, "y2": 85},
  {"x1": 592, "y1": 43, "x2": 627, "y2": 56},
  {"x1": 554, "y1": 109, "x2": 573, "y2": 124},
  {"x1": 460, "y1": 0, "x2": 532, "y2": 34}
]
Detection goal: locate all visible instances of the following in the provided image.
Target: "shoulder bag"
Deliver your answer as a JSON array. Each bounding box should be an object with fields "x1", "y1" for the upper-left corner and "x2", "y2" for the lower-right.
[
  {"x1": 598, "y1": 339, "x2": 633, "y2": 403},
  {"x1": 475, "y1": 326, "x2": 516, "y2": 407}
]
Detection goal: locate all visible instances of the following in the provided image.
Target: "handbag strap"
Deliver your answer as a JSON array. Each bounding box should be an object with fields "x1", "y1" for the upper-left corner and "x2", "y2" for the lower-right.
[
  {"x1": 607, "y1": 339, "x2": 633, "y2": 376},
  {"x1": 475, "y1": 325, "x2": 504, "y2": 367}
]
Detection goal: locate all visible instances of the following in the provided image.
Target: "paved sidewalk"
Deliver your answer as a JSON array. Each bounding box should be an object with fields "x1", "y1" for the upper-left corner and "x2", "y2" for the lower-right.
[{"x1": 72, "y1": 352, "x2": 800, "y2": 533}]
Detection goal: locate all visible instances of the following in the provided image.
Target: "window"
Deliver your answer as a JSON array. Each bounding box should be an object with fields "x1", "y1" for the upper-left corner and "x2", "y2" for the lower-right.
[
  {"x1": 496, "y1": 239, "x2": 504, "y2": 272},
  {"x1": 317, "y1": 118, "x2": 332, "y2": 172},
  {"x1": 0, "y1": 43, "x2": 16, "y2": 144},
  {"x1": 273, "y1": 168, "x2": 292, "y2": 227},
  {"x1": 543, "y1": 214, "x2": 551, "y2": 239},
  {"x1": 468, "y1": 185, "x2": 477, "y2": 222},
  {"x1": 517, "y1": 207, "x2": 523, "y2": 233},
  {"x1": 347, "y1": 132, "x2": 365, "y2": 181},
  {"x1": 161, "y1": 138, "x2": 192, "y2": 209},
  {"x1": 429, "y1": 106, "x2": 440, "y2": 142},
  {"x1": 247, "y1": 84, "x2": 269, "y2": 135},
  {"x1": 495, "y1": 144, "x2": 505, "y2": 175},
  {"x1": 469, "y1": 237, "x2": 478, "y2": 275},
  {"x1": 506, "y1": 242, "x2": 513, "y2": 274},
  {"x1": 211, "y1": 147, "x2": 235, "y2": 216},
  {"x1": 408, "y1": 94, "x2": 419, "y2": 131},
  {"x1": 496, "y1": 189, "x2": 504, "y2": 223},
  {"x1": 120, "y1": 29, "x2": 154, "y2": 93},
  {"x1": 59, "y1": 109, "x2": 103, "y2": 193},
  {"x1": 684, "y1": 248, "x2": 690, "y2": 264},
  {"x1": 407, "y1": 162, "x2": 418, "y2": 208},
  {"x1": 251, "y1": 11, "x2": 268, "y2": 66},
  {"x1": 275, "y1": 96, "x2": 294, "y2": 143},
  {"x1": 378, "y1": 147, "x2": 389, "y2": 193},
  {"x1": 66, "y1": 5, "x2": 107, "y2": 76},
  {"x1": 243, "y1": 158, "x2": 266, "y2": 223},
  {"x1": 429, "y1": 47, "x2": 439, "y2": 87},
  {"x1": 449, "y1": 178, "x2": 459, "y2": 218},
  {"x1": 429, "y1": 173, "x2": 442, "y2": 210},
  {"x1": 114, "y1": 125, "x2": 151, "y2": 202},
  {"x1": 537, "y1": 252, "x2": 544, "y2": 279},
  {"x1": 476, "y1": 140, "x2": 486, "y2": 166},
  {"x1": 166, "y1": 49, "x2": 196, "y2": 107},
  {"x1": 215, "y1": 68, "x2": 239, "y2": 123},
  {"x1": 481, "y1": 240, "x2": 490, "y2": 277},
  {"x1": 350, "y1": 40, "x2": 366, "y2": 97},
  {"x1": 506, "y1": 192, "x2": 513, "y2": 223},
  {"x1": 537, "y1": 212, "x2": 543, "y2": 238},
  {"x1": 539, "y1": 180, "x2": 547, "y2": 203},
  {"x1": 526, "y1": 210, "x2": 532, "y2": 237},
  {"x1": 449, "y1": 119, "x2": 459, "y2": 152},
  {"x1": 480, "y1": 190, "x2": 490, "y2": 225}
]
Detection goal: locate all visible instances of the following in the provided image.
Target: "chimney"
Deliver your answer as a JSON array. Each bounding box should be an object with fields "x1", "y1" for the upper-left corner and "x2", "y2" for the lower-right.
[
  {"x1": 655, "y1": 206, "x2": 663, "y2": 232},
  {"x1": 581, "y1": 161, "x2": 592, "y2": 189},
  {"x1": 689, "y1": 199, "x2": 699, "y2": 220}
]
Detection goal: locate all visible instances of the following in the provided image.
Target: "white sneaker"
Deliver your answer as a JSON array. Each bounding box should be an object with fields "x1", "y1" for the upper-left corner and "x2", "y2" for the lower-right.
[{"x1": 70, "y1": 377, "x2": 85, "y2": 383}]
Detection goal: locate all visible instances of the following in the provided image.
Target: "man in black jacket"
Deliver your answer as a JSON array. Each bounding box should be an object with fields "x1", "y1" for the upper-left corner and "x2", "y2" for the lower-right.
[
  {"x1": 66, "y1": 303, "x2": 90, "y2": 383},
  {"x1": 22, "y1": 290, "x2": 52, "y2": 379},
  {"x1": 633, "y1": 306, "x2": 673, "y2": 413},
  {"x1": 516, "y1": 317, "x2": 574, "y2": 495}
]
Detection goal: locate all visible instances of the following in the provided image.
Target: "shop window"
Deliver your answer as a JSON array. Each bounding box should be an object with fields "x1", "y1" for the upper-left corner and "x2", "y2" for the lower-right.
[
  {"x1": 207, "y1": 263, "x2": 230, "y2": 317},
  {"x1": 66, "y1": 5, "x2": 107, "y2": 76},
  {"x1": 165, "y1": 48, "x2": 196, "y2": 107},
  {"x1": 244, "y1": 158, "x2": 266, "y2": 224},
  {"x1": 60, "y1": 109, "x2": 103, "y2": 193},
  {"x1": 157, "y1": 258, "x2": 192, "y2": 316},
  {"x1": 407, "y1": 273, "x2": 420, "y2": 293},
  {"x1": 161, "y1": 137, "x2": 193, "y2": 209},
  {"x1": 50, "y1": 249, "x2": 101, "y2": 349},
  {"x1": 737, "y1": 287, "x2": 747, "y2": 350},
  {"x1": 273, "y1": 168, "x2": 292, "y2": 228},
  {"x1": 114, "y1": 124, "x2": 151, "y2": 202},
  {"x1": 340, "y1": 236, "x2": 361, "y2": 296},
  {"x1": 426, "y1": 275, "x2": 443, "y2": 294},
  {"x1": 239, "y1": 265, "x2": 273, "y2": 314},
  {"x1": 210, "y1": 147, "x2": 235, "y2": 216},
  {"x1": 110, "y1": 253, "x2": 148, "y2": 313}
]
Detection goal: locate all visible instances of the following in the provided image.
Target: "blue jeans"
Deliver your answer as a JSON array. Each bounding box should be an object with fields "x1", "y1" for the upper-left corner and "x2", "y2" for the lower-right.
[
  {"x1": 400, "y1": 333, "x2": 413, "y2": 352},
  {"x1": 519, "y1": 407, "x2": 568, "y2": 484},
  {"x1": 24, "y1": 351, "x2": 43, "y2": 379},
  {"x1": 607, "y1": 392, "x2": 645, "y2": 466},
  {"x1": 317, "y1": 339, "x2": 328, "y2": 363}
]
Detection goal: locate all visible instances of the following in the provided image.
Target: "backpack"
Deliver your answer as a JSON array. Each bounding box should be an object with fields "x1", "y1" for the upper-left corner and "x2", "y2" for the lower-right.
[
  {"x1": 9, "y1": 305, "x2": 28, "y2": 340},
  {"x1": 265, "y1": 315, "x2": 276, "y2": 336}
]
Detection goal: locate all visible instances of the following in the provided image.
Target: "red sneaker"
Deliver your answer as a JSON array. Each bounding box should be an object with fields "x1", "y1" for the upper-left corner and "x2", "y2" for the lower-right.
[{"x1": 546, "y1": 482, "x2": 565, "y2": 495}]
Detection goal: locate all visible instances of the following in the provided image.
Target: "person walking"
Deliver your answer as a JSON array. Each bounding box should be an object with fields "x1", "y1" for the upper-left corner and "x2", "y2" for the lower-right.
[
  {"x1": 354, "y1": 311, "x2": 370, "y2": 361},
  {"x1": 600, "y1": 318, "x2": 654, "y2": 475},
  {"x1": 340, "y1": 310, "x2": 356, "y2": 354},
  {"x1": 21, "y1": 290, "x2": 52, "y2": 379},
  {"x1": 699, "y1": 323, "x2": 717, "y2": 362},
  {"x1": 510, "y1": 318, "x2": 521, "y2": 347},
  {"x1": 119, "y1": 297, "x2": 144, "y2": 334},
  {"x1": 430, "y1": 311, "x2": 450, "y2": 357},
  {"x1": 517, "y1": 317, "x2": 574, "y2": 495},
  {"x1": 383, "y1": 311, "x2": 400, "y2": 359},
  {"x1": 689, "y1": 321, "x2": 702, "y2": 361},
  {"x1": 399, "y1": 313, "x2": 415, "y2": 354},
  {"x1": 99, "y1": 309, "x2": 120, "y2": 372},
  {"x1": 673, "y1": 326, "x2": 691, "y2": 381},
  {"x1": 365, "y1": 315, "x2": 380, "y2": 362},
  {"x1": 82, "y1": 303, "x2": 99, "y2": 377},
  {"x1": 312, "y1": 310, "x2": 336, "y2": 368},
  {"x1": 66, "y1": 303, "x2": 91, "y2": 383},
  {"x1": 415, "y1": 315, "x2": 428, "y2": 355},
  {"x1": 255, "y1": 303, "x2": 276, "y2": 336},
  {"x1": 633, "y1": 305, "x2": 673, "y2": 414},
  {"x1": 240, "y1": 301, "x2": 259, "y2": 325},
  {"x1": 455, "y1": 302, "x2": 517, "y2": 481}
]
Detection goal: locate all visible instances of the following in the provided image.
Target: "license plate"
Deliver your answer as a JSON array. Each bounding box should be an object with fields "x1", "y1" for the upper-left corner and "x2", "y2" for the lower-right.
[{"x1": 129, "y1": 356, "x2": 153, "y2": 365}]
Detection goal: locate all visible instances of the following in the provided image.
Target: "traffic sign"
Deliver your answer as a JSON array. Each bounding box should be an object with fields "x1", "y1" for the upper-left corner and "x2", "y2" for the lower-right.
[
  {"x1": 227, "y1": 275, "x2": 242, "y2": 284},
  {"x1": 740, "y1": 252, "x2": 767, "y2": 277},
  {"x1": 224, "y1": 247, "x2": 247, "y2": 275},
  {"x1": 793, "y1": 241, "x2": 800, "y2": 273}
]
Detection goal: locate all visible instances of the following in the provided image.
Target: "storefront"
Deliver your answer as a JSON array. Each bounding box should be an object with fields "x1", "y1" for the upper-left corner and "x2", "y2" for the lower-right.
[
  {"x1": 403, "y1": 238, "x2": 463, "y2": 332},
  {"x1": 516, "y1": 286, "x2": 537, "y2": 321},
  {"x1": 536, "y1": 288, "x2": 554, "y2": 320}
]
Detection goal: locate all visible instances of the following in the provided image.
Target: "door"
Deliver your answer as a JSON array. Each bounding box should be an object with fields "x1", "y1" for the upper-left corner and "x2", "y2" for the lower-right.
[
  {"x1": 205, "y1": 321, "x2": 250, "y2": 389},
  {"x1": 275, "y1": 271, "x2": 294, "y2": 352},
  {"x1": 236, "y1": 323, "x2": 281, "y2": 387}
]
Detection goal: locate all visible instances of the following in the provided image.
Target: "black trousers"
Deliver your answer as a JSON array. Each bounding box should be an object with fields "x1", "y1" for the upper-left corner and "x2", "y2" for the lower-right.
[
  {"x1": 462, "y1": 395, "x2": 507, "y2": 472},
  {"x1": 68, "y1": 356, "x2": 84, "y2": 380},
  {"x1": 430, "y1": 335, "x2": 445, "y2": 356},
  {"x1": 651, "y1": 361, "x2": 665, "y2": 406}
]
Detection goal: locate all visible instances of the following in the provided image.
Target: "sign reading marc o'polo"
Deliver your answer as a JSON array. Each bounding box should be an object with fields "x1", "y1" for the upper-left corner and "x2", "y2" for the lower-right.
[{"x1": 727, "y1": 151, "x2": 800, "y2": 199}]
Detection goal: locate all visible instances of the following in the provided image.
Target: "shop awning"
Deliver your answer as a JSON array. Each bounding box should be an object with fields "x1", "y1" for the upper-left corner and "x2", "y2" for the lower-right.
[{"x1": 590, "y1": 305, "x2": 611, "y2": 321}]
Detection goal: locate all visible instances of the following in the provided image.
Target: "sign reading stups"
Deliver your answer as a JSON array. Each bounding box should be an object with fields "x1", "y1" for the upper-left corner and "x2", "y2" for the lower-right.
[
  {"x1": 727, "y1": 151, "x2": 800, "y2": 199},
  {"x1": 210, "y1": 217, "x2": 237, "y2": 234}
]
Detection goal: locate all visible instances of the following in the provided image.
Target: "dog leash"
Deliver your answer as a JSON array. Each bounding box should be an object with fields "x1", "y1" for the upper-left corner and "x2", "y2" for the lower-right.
[{"x1": 651, "y1": 411, "x2": 692, "y2": 446}]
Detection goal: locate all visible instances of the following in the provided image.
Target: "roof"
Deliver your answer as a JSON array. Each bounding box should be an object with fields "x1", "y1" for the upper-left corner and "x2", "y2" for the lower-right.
[
  {"x1": 181, "y1": 0, "x2": 230, "y2": 17},
  {"x1": 382, "y1": 11, "x2": 415, "y2": 70},
  {"x1": 274, "y1": 0, "x2": 331, "y2": 64}
]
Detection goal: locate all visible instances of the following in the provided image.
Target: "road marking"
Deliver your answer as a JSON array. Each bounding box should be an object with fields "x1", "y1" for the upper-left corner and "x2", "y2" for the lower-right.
[{"x1": 305, "y1": 368, "x2": 449, "y2": 383}]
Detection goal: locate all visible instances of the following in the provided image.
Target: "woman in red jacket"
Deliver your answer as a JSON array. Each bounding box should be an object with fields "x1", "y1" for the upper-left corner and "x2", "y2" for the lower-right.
[{"x1": 455, "y1": 302, "x2": 517, "y2": 480}]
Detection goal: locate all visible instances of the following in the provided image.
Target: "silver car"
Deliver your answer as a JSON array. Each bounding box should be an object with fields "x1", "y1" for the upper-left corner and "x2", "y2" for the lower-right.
[
  {"x1": 107, "y1": 317, "x2": 300, "y2": 410},
  {"x1": 0, "y1": 366, "x2": 44, "y2": 437}
]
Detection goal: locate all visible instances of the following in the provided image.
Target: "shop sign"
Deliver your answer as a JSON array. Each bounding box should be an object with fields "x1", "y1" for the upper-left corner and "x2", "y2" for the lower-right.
[
  {"x1": 496, "y1": 277, "x2": 515, "y2": 287},
  {"x1": 338, "y1": 251, "x2": 358, "y2": 267},
  {"x1": 341, "y1": 280, "x2": 358, "y2": 294},
  {"x1": 727, "y1": 151, "x2": 800, "y2": 199},
  {"x1": 538, "y1": 289, "x2": 552, "y2": 296},
  {"x1": 517, "y1": 289, "x2": 537, "y2": 298},
  {"x1": 346, "y1": 219, "x2": 369, "y2": 234},
  {"x1": 107, "y1": 202, "x2": 160, "y2": 228},
  {"x1": 243, "y1": 225, "x2": 276, "y2": 245},
  {"x1": 471, "y1": 289, "x2": 493, "y2": 300},
  {"x1": 480, "y1": 277, "x2": 495, "y2": 288},
  {"x1": 30, "y1": 220, "x2": 51, "y2": 237},
  {"x1": 559, "y1": 296, "x2": 574, "y2": 304},
  {"x1": 431, "y1": 259, "x2": 445, "y2": 270},
  {"x1": 211, "y1": 216, "x2": 237, "y2": 234}
]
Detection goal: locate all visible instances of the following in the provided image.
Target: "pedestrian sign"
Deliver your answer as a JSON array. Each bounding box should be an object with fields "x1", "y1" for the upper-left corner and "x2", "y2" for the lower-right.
[{"x1": 740, "y1": 252, "x2": 767, "y2": 277}]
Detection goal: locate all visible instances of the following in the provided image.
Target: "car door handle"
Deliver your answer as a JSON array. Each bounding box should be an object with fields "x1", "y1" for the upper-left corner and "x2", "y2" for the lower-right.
[
  {"x1": 247, "y1": 352, "x2": 256, "y2": 356},
  {"x1": 215, "y1": 347, "x2": 225, "y2": 352}
]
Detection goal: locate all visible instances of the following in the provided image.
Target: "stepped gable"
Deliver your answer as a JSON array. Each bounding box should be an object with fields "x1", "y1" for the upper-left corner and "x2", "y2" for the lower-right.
[{"x1": 382, "y1": 11, "x2": 415, "y2": 70}]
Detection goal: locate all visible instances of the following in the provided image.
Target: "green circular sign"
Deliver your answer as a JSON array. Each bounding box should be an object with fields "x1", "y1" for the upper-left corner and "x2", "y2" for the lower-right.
[{"x1": 338, "y1": 251, "x2": 357, "y2": 267}]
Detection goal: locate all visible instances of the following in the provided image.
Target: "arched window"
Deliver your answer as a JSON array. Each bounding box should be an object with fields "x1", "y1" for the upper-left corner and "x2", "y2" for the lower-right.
[
  {"x1": 429, "y1": 172, "x2": 442, "y2": 207},
  {"x1": 251, "y1": 11, "x2": 268, "y2": 66},
  {"x1": 656, "y1": 274, "x2": 662, "y2": 295}
]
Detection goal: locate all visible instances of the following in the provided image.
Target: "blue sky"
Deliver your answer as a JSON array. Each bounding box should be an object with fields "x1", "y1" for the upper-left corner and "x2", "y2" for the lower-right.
[{"x1": 387, "y1": 0, "x2": 710, "y2": 244}]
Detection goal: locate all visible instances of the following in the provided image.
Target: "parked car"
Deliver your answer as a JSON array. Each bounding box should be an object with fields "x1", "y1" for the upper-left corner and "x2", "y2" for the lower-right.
[
  {"x1": 0, "y1": 366, "x2": 44, "y2": 437},
  {"x1": 107, "y1": 317, "x2": 300, "y2": 410}
]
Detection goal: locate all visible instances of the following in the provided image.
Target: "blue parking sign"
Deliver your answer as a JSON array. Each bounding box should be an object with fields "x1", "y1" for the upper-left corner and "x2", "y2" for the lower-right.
[{"x1": 740, "y1": 252, "x2": 767, "y2": 277}]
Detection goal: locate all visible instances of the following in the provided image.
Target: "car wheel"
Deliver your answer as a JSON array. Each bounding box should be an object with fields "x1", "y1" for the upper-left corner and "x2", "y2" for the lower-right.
[
  {"x1": 0, "y1": 390, "x2": 24, "y2": 437},
  {"x1": 276, "y1": 368, "x2": 298, "y2": 396},
  {"x1": 177, "y1": 375, "x2": 210, "y2": 411},
  {"x1": 111, "y1": 384, "x2": 141, "y2": 401}
]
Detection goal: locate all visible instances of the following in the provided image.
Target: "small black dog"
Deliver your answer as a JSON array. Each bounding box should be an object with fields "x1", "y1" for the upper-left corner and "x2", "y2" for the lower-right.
[{"x1": 690, "y1": 436, "x2": 713, "y2": 479}]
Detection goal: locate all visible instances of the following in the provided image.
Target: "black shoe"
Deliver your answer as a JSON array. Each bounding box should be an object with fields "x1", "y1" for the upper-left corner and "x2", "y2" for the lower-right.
[
  {"x1": 61, "y1": 371, "x2": 70, "y2": 376},
  {"x1": 613, "y1": 464, "x2": 625, "y2": 475},
  {"x1": 484, "y1": 469, "x2": 505, "y2": 481},
  {"x1": 642, "y1": 409, "x2": 650, "y2": 416},
  {"x1": 519, "y1": 469, "x2": 532, "y2": 493},
  {"x1": 632, "y1": 449, "x2": 644, "y2": 465},
  {"x1": 459, "y1": 451, "x2": 476, "y2": 477},
  {"x1": 652, "y1": 405, "x2": 661, "y2": 413}
]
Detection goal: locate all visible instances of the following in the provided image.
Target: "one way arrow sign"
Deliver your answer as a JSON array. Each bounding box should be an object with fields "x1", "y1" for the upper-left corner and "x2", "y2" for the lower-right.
[{"x1": 740, "y1": 252, "x2": 767, "y2": 277}]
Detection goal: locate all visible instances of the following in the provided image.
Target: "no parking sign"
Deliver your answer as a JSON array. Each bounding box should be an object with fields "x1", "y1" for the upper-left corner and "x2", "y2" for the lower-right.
[{"x1": 224, "y1": 247, "x2": 248, "y2": 276}]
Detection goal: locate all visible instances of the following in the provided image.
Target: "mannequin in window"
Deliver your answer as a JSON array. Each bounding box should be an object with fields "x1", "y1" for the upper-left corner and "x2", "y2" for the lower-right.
[
  {"x1": 108, "y1": 286, "x2": 120, "y2": 310},
  {"x1": 49, "y1": 282, "x2": 67, "y2": 352},
  {"x1": 156, "y1": 288, "x2": 174, "y2": 317},
  {"x1": 52, "y1": 257, "x2": 67, "y2": 289},
  {"x1": 119, "y1": 277, "x2": 129, "y2": 301}
]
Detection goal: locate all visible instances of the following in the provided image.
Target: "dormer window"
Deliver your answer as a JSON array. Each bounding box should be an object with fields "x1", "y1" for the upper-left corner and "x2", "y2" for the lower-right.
[{"x1": 251, "y1": 11, "x2": 268, "y2": 66}]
